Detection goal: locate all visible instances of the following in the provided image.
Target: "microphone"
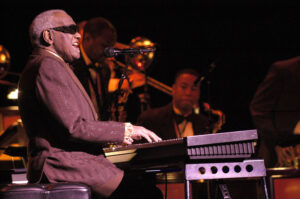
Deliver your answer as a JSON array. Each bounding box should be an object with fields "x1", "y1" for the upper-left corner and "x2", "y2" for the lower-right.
[
  {"x1": 194, "y1": 61, "x2": 217, "y2": 85},
  {"x1": 104, "y1": 47, "x2": 156, "y2": 57}
]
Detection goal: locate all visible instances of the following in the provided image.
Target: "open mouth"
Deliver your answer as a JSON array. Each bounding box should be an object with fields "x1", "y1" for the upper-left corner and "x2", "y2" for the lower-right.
[{"x1": 72, "y1": 41, "x2": 79, "y2": 48}]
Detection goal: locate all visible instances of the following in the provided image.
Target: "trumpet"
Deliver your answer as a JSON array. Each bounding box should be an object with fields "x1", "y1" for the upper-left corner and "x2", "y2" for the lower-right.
[
  {"x1": 0, "y1": 45, "x2": 21, "y2": 87},
  {"x1": 112, "y1": 59, "x2": 172, "y2": 96}
]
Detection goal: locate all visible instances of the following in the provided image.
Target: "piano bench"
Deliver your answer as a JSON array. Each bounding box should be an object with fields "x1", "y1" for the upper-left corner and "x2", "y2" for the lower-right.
[{"x1": 0, "y1": 182, "x2": 91, "y2": 199}]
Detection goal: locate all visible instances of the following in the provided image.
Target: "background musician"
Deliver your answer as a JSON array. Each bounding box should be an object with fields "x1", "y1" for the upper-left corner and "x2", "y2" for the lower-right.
[
  {"x1": 250, "y1": 56, "x2": 300, "y2": 168},
  {"x1": 137, "y1": 68, "x2": 225, "y2": 199},
  {"x1": 74, "y1": 17, "x2": 146, "y2": 122},
  {"x1": 137, "y1": 68, "x2": 225, "y2": 140}
]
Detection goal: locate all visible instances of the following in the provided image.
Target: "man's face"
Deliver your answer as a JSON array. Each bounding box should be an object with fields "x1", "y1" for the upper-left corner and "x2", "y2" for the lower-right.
[
  {"x1": 84, "y1": 29, "x2": 116, "y2": 63},
  {"x1": 172, "y1": 73, "x2": 200, "y2": 113},
  {"x1": 51, "y1": 12, "x2": 81, "y2": 62}
]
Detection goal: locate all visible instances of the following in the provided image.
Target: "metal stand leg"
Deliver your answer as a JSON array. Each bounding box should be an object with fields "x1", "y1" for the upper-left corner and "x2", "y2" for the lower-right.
[
  {"x1": 218, "y1": 183, "x2": 232, "y2": 199},
  {"x1": 185, "y1": 180, "x2": 191, "y2": 199},
  {"x1": 262, "y1": 177, "x2": 269, "y2": 199}
]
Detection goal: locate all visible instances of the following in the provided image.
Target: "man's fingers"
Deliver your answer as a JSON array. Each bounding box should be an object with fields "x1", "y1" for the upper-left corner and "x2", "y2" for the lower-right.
[
  {"x1": 149, "y1": 132, "x2": 162, "y2": 142},
  {"x1": 123, "y1": 137, "x2": 134, "y2": 145},
  {"x1": 132, "y1": 126, "x2": 162, "y2": 143},
  {"x1": 283, "y1": 147, "x2": 294, "y2": 159},
  {"x1": 135, "y1": 128, "x2": 153, "y2": 143},
  {"x1": 140, "y1": 127, "x2": 162, "y2": 142},
  {"x1": 142, "y1": 133, "x2": 153, "y2": 143},
  {"x1": 277, "y1": 146, "x2": 295, "y2": 166}
]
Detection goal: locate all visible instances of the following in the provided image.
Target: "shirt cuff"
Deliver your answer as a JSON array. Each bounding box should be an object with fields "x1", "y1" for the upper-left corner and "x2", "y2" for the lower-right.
[{"x1": 124, "y1": 122, "x2": 134, "y2": 142}]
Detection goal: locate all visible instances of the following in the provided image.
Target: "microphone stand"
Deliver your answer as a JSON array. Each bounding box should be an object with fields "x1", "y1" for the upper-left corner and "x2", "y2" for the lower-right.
[
  {"x1": 114, "y1": 63, "x2": 131, "y2": 122},
  {"x1": 194, "y1": 61, "x2": 216, "y2": 86},
  {"x1": 195, "y1": 61, "x2": 217, "y2": 129},
  {"x1": 206, "y1": 70, "x2": 212, "y2": 124},
  {"x1": 140, "y1": 71, "x2": 150, "y2": 112}
]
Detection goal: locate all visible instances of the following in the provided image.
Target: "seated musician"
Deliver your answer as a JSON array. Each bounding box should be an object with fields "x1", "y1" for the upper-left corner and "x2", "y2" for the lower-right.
[
  {"x1": 137, "y1": 68, "x2": 225, "y2": 199},
  {"x1": 18, "y1": 9, "x2": 162, "y2": 199},
  {"x1": 137, "y1": 68, "x2": 225, "y2": 140}
]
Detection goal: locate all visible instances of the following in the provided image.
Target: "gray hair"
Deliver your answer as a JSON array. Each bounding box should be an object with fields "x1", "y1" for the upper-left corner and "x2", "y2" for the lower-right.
[{"x1": 29, "y1": 9, "x2": 67, "y2": 48}]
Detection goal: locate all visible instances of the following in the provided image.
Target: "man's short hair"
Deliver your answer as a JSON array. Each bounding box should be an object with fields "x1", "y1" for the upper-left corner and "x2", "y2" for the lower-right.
[
  {"x1": 29, "y1": 9, "x2": 67, "y2": 48},
  {"x1": 174, "y1": 68, "x2": 200, "y2": 83},
  {"x1": 84, "y1": 17, "x2": 117, "y2": 40}
]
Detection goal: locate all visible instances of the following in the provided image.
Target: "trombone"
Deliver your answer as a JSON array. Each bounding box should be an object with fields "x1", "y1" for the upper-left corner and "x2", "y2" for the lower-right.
[
  {"x1": 112, "y1": 59, "x2": 172, "y2": 96},
  {"x1": 118, "y1": 36, "x2": 173, "y2": 96}
]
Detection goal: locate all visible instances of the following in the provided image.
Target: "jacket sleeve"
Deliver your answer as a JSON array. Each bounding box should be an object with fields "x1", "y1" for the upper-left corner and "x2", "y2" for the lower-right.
[{"x1": 35, "y1": 58, "x2": 125, "y2": 144}]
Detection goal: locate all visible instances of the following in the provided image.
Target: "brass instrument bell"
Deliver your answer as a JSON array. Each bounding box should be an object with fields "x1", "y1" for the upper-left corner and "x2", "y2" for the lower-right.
[
  {"x1": 125, "y1": 36, "x2": 155, "y2": 71},
  {"x1": 0, "y1": 45, "x2": 11, "y2": 79}
]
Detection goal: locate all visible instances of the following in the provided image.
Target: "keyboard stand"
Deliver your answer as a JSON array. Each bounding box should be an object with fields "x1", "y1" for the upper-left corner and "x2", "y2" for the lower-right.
[
  {"x1": 185, "y1": 180, "x2": 232, "y2": 199},
  {"x1": 184, "y1": 159, "x2": 269, "y2": 199},
  {"x1": 218, "y1": 182, "x2": 232, "y2": 199}
]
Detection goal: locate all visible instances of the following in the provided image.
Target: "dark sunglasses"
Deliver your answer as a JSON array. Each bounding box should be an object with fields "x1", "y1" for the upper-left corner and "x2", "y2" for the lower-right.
[{"x1": 49, "y1": 25, "x2": 78, "y2": 34}]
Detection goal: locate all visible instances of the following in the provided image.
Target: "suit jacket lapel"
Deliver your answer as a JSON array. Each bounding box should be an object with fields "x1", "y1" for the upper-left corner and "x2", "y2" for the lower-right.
[
  {"x1": 38, "y1": 49, "x2": 99, "y2": 120},
  {"x1": 64, "y1": 62, "x2": 99, "y2": 120}
]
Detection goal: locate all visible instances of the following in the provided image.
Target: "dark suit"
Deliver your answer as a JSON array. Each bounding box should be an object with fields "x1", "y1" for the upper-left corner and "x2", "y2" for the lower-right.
[
  {"x1": 137, "y1": 103, "x2": 212, "y2": 199},
  {"x1": 250, "y1": 56, "x2": 300, "y2": 167},
  {"x1": 18, "y1": 48, "x2": 124, "y2": 197},
  {"x1": 73, "y1": 57, "x2": 111, "y2": 121},
  {"x1": 137, "y1": 103, "x2": 210, "y2": 139}
]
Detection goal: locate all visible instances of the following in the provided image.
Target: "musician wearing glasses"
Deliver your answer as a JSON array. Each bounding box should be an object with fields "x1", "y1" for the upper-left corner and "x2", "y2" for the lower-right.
[{"x1": 18, "y1": 9, "x2": 162, "y2": 199}]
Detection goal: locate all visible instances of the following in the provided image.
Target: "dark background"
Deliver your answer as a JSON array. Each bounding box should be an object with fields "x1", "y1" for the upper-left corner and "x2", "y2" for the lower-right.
[{"x1": 1, "y1": 1, "x2": 300, "y2": 132}]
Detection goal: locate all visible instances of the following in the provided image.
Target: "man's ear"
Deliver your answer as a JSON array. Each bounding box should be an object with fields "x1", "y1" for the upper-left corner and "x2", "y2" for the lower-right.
[
  {"x1": 42, "y1": 30, "x2": 53, "y2": 45},
  {"x1": 83, "y1": 32, "x2": 92, "y2": 43}
]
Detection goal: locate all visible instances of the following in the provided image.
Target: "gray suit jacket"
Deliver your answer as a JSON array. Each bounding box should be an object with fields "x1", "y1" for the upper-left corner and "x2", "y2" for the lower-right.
[{"x1": 18, "y1": 48, "x2": 124, "y2": 197}]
